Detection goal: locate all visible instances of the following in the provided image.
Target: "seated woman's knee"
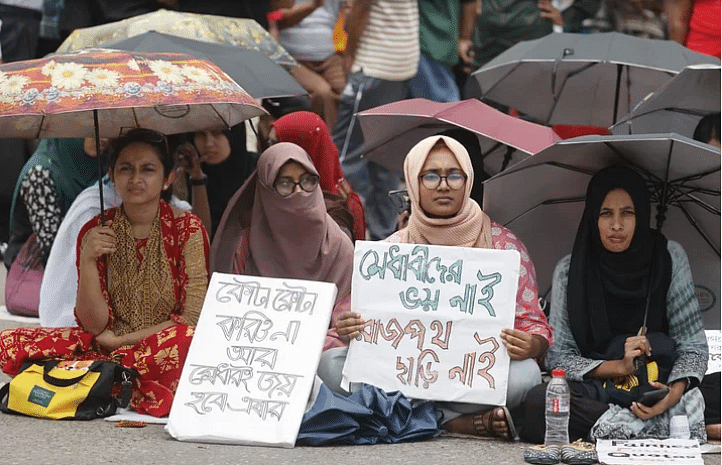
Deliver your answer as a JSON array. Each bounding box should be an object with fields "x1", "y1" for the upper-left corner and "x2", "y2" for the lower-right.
[{"x1": 506, "y1": 358, "x2": 542, "y2": 408}]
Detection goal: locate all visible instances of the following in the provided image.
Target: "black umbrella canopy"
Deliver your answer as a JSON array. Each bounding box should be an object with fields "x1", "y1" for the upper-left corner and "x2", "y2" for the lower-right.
[
  {"x1": 472, "y1": 32, "x2": 720, "y2": 127},
  {"x1": 483, "y1": 134, "x2": 720, "y2": 329},
  {"x1": 104, "y1": 31, "x2": 306, "y2": 99}
]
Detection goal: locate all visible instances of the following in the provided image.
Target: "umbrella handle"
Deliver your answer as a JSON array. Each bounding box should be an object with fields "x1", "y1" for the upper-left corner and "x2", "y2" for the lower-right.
[{"x1": 94, "y1": 110, "x2": 105, "y2": 225}]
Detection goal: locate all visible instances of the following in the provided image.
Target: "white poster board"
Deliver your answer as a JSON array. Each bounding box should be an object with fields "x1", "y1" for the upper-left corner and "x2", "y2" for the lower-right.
[
  {"x1": 343, "y1": 241, "x2": 519, "y2": 405},
  {"x1": 166, "y1": 272, "x2": 337, "y2": 447},
  {"x1": 596, "y1": 439, "x2": 703, "y2": 465},
  {"x1": 706, "y1": 330, "x2": 721, "y2": 374}
]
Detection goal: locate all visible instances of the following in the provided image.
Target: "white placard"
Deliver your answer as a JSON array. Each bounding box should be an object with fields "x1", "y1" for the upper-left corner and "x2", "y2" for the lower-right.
[
  {"x1": 343, "y1": 241, "x2": 519, "y2": 405},
  {"x1": 166, "y1": 272, "x2": 337, "y2": 447},
  {"x1": 706, "y1": 330, "x2": 721, "y2": 374},
  {"x1": 596, "y1": 439, "x2": 703, "y2": 465}
]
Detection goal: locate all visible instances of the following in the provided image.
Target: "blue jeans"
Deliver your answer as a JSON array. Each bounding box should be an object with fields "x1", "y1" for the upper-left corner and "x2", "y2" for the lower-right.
[
  {"x1": 332, "y1": 72, "x2": 410, "y2": 240},
  {"x1": 409, "y1": 54, "x2": 460, "y2": 103}
]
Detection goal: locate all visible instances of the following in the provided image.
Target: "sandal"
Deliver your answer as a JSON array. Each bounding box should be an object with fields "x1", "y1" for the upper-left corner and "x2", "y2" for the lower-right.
[
  {"x1": 472, "y1": 406, "x2": 517, "y2": 441},
  {"x1": 524, "y1": 444, "x2": 561, "y2": 464},
  {"x1": 561, "y1": 439, "x2": 598, "y2": 464}
]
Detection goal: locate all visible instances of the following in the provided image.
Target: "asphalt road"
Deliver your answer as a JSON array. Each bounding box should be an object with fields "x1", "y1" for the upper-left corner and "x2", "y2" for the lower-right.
[{"x1": 0, "y1": 267, "x2": 718, "y2": 465}]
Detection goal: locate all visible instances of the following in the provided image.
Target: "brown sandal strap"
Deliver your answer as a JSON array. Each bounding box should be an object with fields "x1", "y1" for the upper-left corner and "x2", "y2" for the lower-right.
[
  {"x1": 473, "y1": 408, "x2": 511, "y2": 440},
  {"x1": 472, "y1": 409, "x2": 493, "y2": 437}
]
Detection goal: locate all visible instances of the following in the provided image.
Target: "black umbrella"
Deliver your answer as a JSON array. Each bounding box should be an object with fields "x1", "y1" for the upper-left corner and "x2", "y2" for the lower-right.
[
  {"x1": 483, "y1": 134, "x2": 720, "y2": 329},
  {"x1": 472, "y1": 32, "x2": 720, "y2": 127},
  {"x1": 103, "y1": 31, "x2": 306, "y2": 99},
  {"x1": 297, "y1": 384, "x2": 438, "y2": 446}
]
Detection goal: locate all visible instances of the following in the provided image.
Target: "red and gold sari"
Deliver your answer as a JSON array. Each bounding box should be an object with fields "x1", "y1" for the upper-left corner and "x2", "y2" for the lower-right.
[{"x1": 0, "y1": 201, "x2": 209, "y2": 417}]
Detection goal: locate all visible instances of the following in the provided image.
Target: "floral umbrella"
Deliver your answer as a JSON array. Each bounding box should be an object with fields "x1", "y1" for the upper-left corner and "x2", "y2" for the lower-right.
[
  {"x1": 0, "y1": 48, "x2": 266, "y2": 218},
  {"x1": 0, "y1": 48, "x2": 265, "y2": 138},
  {"x1": 56, "y1": 9, "x2": 296, "y2": 71}
]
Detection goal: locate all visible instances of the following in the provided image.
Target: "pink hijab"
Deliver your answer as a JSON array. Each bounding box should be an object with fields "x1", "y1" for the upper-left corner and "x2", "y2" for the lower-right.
[
  {"x1": 399, "y1": 135, "x2": 492, "y2": 248},
  {"x1": 211, "y1": 142, "x2": 353, "y2": 303}
]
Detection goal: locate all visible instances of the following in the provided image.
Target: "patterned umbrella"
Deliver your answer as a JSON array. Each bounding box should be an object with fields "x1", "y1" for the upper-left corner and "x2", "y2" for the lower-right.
[
  {"x1": 0, "y1": 48, "x2": 265, "y2": 138},
  {"x1": 0, "y1": 48, "x2": 266, "y2": 218},
  {"x1": 56, "y1": 9, "x2": 296, "y2": 71}
]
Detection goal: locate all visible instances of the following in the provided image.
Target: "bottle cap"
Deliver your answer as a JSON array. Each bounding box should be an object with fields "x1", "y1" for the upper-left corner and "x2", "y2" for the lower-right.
[{"x1": 552, "y1": 368, "x2": 565, "y2": 377}]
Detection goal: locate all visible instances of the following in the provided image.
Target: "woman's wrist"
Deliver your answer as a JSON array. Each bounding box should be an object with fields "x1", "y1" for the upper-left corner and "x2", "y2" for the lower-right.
[{"x1": 189, "y1": 174, "x2": 208, "y2": 186}]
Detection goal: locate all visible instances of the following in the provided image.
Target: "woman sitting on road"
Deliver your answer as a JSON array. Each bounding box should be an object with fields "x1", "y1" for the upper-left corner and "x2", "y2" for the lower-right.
[
  {"x1": 0, "y1": 128, "x2": 210, "y2": 417},
  {"x1": 210, "y1": 142, "x2": 354, "y2": 394},
  {"x1": 521, "y1": 166, "x2": 708, "y2": 443},
  {"x1": 336, "y1": 135, "x2": 553, "y2": 440}
]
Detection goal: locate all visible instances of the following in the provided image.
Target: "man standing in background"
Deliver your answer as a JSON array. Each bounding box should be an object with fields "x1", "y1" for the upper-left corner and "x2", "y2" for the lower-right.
[
  {"x1": 410, "y1": 0, "x2": 478, "y2": 103},
  {"x1": 333, "y1": 0, "x2": 419, "y2": 241}
]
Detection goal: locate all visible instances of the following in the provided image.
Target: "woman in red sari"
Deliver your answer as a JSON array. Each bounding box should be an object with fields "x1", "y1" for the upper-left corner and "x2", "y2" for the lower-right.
[{"x1": 0, "y1": 128, "x2": 210, "y2": 417}]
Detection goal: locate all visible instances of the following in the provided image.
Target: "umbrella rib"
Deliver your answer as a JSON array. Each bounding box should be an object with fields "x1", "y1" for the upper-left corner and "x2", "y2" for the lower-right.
[
  {"x1": 479, "y1": 61, "x2": 524, "y2": 97},
  {"x1": 618, "y1": 107, "x2": 708, "y2": 125},
  {"x1": 545, "y1": 62, "x2": 598, "y2": 124},
  {"x1": 208, "y1": 103, "x2": 231, "y2": 129},
  {"x1": 503, "y1": 196, "x2": 586, "y2": 225},
  {"x1": 603, "y1": 141, "x2": 666, "y2": 185},
  {"x1": 35, "y1": 114, "x2": 46, "y2": 140},
  {"x1": 674, "y1": 203, "x2": 721, "y2": 257}
]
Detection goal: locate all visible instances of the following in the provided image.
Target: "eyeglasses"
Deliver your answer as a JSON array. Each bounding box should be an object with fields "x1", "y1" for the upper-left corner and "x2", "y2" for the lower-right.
[
  {"x1": 274, "y1": 173, "x2": 320, "y2": 197},
  {"x1": 419, "y1": 172, "x2": 467, "y2": 190}
]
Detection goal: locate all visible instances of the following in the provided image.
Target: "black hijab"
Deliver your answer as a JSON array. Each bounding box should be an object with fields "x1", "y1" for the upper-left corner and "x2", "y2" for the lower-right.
[
  {"x1": 567, "y1": 166, "x2": 672, "y2": 359},
  {"x1": 194, "y1": 124, "x2": 257, "y2": 236}
]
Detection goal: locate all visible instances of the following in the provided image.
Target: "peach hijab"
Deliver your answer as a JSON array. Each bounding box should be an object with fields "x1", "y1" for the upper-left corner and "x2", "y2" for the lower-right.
[{"x1": 399, "y1": 135, "x2": 492, "y2": 248}]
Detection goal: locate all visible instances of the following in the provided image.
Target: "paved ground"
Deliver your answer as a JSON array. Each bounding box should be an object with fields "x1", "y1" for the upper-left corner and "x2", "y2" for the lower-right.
[{"x1": 0, "y1": 269, "x2": 718, "y2": 465}]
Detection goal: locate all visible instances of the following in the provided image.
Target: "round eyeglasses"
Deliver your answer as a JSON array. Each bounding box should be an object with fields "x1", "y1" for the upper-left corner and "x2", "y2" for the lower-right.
[
  {"x1": 274, "y1": 173, "x2": 320, "y2": 197},
  {"x1": 419, "y1": 172, "x2": 467, "y2": 190}
]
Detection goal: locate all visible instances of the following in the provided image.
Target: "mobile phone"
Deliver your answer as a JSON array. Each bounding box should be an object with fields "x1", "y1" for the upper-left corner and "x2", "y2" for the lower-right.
[
  {"x1": 638, "y1": 388, "x2": 669, "y2": 407},
  {"x1": 388, "y1": 189, "x2": 410, "y2": 214}
]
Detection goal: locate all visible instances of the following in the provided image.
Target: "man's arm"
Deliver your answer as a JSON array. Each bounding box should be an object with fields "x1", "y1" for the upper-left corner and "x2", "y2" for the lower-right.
[
  {"x1": 459, "y1": 0, "x2": 479, "y2": 72},
  {"x1": 343, "y1": 0, "x2": 375, "y2": 73},
  {"x1": 667, "y1": 0, "x2": 693, "y2": 45}
]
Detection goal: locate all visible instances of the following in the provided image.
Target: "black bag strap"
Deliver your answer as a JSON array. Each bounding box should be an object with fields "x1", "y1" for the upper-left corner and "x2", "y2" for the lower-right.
[
  {"x1": 0, "y1": 383, "x2": 9, "y2": 409},
  {"x1": 41, "y1": 360, "x2": 92, "y2": 387},
  {"x1": 118, "y1": 369, "x2": 133, "y2": 409}
]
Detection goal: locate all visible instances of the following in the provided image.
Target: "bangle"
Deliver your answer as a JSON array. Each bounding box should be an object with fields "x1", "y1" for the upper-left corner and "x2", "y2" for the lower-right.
[{"x1": 189, "y1": 175, "x2": 207, "y2": 186}]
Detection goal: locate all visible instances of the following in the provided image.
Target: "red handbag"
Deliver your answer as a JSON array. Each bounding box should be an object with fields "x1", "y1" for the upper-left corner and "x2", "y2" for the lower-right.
[{"x1": 5, "y1": 234, "x2": 44, "y2": 317}]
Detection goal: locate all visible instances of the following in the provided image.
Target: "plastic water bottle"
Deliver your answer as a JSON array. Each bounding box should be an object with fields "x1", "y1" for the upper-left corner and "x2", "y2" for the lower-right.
[{"x1": 545, "y1": 368, "x2": 570, "y2": 445}]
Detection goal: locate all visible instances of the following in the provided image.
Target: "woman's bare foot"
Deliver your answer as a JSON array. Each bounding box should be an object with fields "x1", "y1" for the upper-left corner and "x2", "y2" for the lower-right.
[
  {"x1": 443, "y1": 407, "x2": 514, "y2": 440},
  {"x1": 706, "y1": 424, "x2": 721, "y2": 440}
]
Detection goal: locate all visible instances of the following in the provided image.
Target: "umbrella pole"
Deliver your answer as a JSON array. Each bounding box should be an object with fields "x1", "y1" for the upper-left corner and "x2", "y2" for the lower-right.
[
  {"x1": 94, "y1": 109, "x2": 105, "y2": 225},
  {"x1": 635, "y1": 144, "x2": 674, "y2": 380},
  {"x1": 612, "y1": 64, "x2": 622, "y2": 125}
]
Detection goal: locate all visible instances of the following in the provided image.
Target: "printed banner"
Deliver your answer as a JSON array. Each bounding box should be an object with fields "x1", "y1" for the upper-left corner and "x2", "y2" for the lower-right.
[
  {"x1": 343, "y1": 241, "x2": 519, "y2": 405},
  {"x1": 597, "y1": 439, "x2": 703, "y2": 465},
  {"x1": 166, "y1": 273, "x2": 337, "y2": 447}
]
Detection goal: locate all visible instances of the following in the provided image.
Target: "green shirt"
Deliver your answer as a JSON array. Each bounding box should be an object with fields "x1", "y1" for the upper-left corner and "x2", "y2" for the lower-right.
[{"x1": 418, "y1": 0, "x2": 475, "y2": 68}]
